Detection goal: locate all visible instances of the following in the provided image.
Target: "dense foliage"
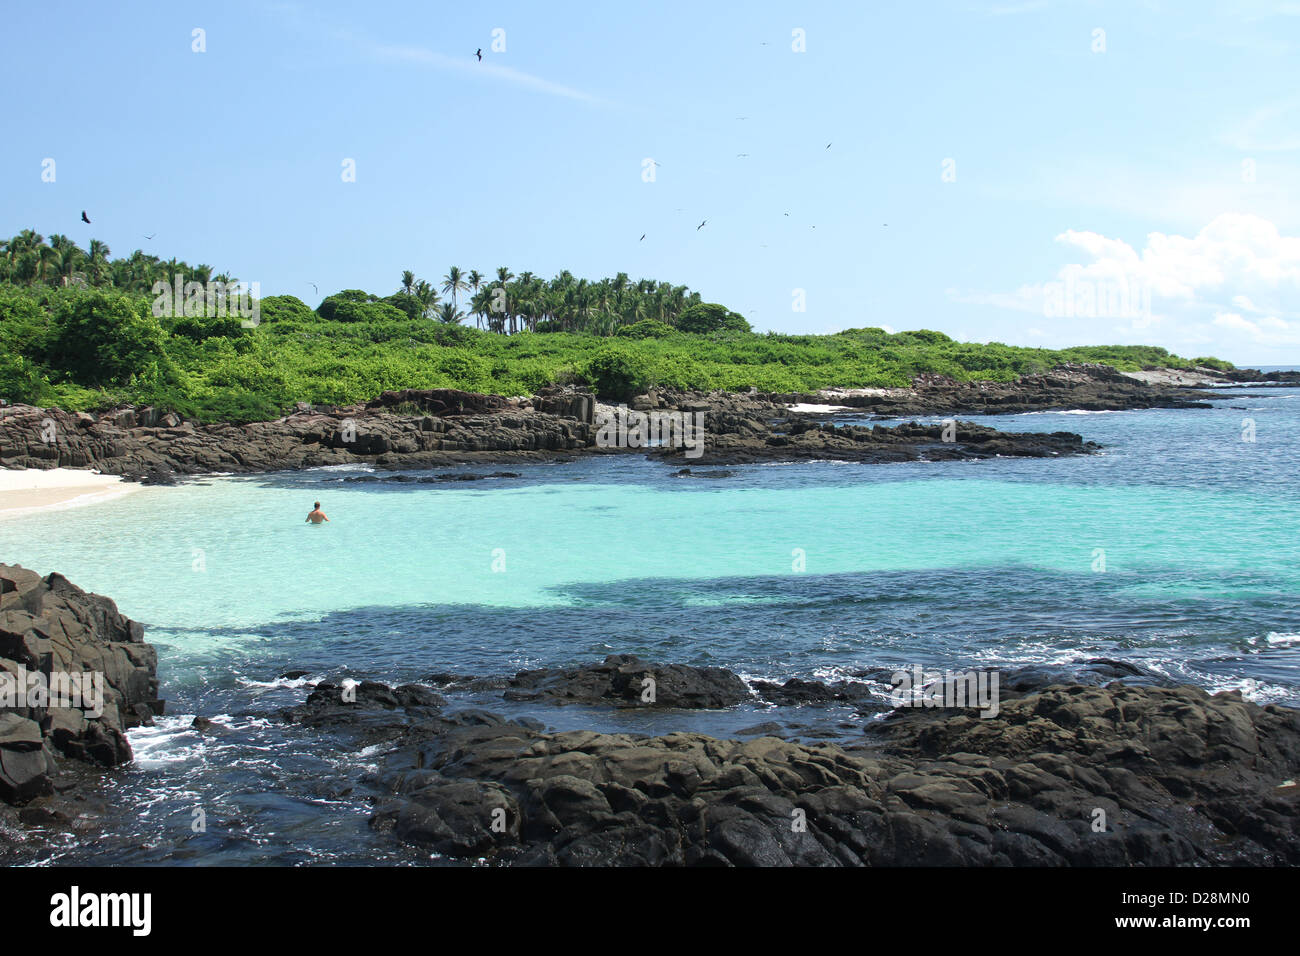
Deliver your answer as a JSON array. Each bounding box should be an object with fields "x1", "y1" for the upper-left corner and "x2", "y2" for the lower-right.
[{"x1": 0, "y1": 231, "x2": 1232, "y2": 421}]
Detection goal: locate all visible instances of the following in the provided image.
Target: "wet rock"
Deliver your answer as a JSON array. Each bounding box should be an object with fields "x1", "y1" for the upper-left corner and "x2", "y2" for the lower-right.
[
  {"x1": 282, "y1": 667, "x2": 1300, "y2": 867},
  {"x1": 504, "y1": 655, "x2": 751, "y2": 709},
  {"x1": 0, "y1": 564, "x2": 162, "y2": 806}
]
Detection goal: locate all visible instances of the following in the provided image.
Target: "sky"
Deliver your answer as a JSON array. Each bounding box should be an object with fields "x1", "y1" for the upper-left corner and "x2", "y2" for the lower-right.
[{"x1": 2, "y1": 0, "x2": 1298, "y2": 364}]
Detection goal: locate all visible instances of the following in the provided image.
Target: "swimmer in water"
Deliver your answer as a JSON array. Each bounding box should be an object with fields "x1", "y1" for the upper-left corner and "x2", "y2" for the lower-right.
[{"x1": 306, "y1": 501, "x2": 329, "y2": 524}]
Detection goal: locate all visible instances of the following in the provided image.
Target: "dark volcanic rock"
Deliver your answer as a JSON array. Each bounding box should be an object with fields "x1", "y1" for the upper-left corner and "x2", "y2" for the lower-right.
[
  {"x1": 756, "y1": 363, "x2": 1218, "y2": 417},
  {"x1": 655, "y1": 416, "x2": 1099, "y2": 466},
  {"x1": 751, "y1": 677, "x2": 888, "y2": 712},
  {"x1": 283, "y1": 670, "x2": 1300, "y2": 866},
  {"x1": 0, "y1": 564, "x2": 162, "y2": 804},
  {"x1": 0, "y1": 398, "x2": 597, "y2": 476},
  {"x1": 0, "y1": 363, "x2": 1212, "y2": 477},
  {"x1": 503, "y1": 655, "x2": 751, "y2": 709}
]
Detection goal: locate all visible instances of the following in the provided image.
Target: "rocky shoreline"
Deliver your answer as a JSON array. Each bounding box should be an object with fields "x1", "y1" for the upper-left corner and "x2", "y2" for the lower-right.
[
  {"x1": 2, "y1": 563, "x2": 1296, "y2": 866},
  {"x1": 0, "y1": 361, "x2": 1240, "y2": 479},
  {"x1": 0, "y1": 564, "x2": 162, "y2": 836},
  {"x1": 276, "y1": 655, "x2": 1300, "y2": 866}
]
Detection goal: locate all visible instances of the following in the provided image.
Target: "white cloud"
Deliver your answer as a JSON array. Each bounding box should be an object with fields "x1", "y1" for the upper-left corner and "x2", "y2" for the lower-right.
[{"x1": 951, "y1": 213, "x2": 1300, "y2": 360}]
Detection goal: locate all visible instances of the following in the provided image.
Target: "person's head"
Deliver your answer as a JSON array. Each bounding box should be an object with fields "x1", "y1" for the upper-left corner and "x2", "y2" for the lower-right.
[{"x1": 314, "y1": 501, "x2": 321, "y2": 510}]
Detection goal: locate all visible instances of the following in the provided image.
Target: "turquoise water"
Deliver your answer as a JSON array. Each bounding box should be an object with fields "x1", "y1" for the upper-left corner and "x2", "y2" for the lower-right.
[{"x1": 2, "y1": 385, "x2": 1298, "y2": 863}]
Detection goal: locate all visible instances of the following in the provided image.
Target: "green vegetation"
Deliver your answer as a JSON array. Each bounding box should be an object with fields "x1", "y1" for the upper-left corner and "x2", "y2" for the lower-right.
[{"x1": 0, "y1": 231, "x2": 1233, "y2": 421}]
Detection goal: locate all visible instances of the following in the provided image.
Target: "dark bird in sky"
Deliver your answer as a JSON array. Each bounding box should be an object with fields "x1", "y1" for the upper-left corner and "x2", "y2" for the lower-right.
[
  {"x1": 737, "y1": 153, "x2": 749, "y2": 157},
  {"x1": 143, "y1": 234, "x2": 155, "y2": 240},
  {"x1": 475, "y1": 49, "x2": 482, "y2": 61},
  {"x1": 826, "y1": 143, "x2": 832, "y2": 149},
  {"x1": 309, "y1": 282, "x2": 318, "y2": 294},
  {"x1": 697, "y1": 220, "x2": 707, "y2": 230},
  {"x1": 639, "y1": 234, "x2": 646, "y2": 241},
  {"x1": 783, "y1": 212, "x2": 789, "y2": 216},
  {"x1": 80, "y1": 211, "x2": 90, "y2": 224}
]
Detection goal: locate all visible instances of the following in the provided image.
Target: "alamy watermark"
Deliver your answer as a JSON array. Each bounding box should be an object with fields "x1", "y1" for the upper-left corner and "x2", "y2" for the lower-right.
[
  {"x1": 151, "y1": 273, "x2": 261, "y2": 327},
  {"x1": 595, "y1": 405, "x2": 706, "y2": 459},
  {"x1": 0, "y1": 666, "x2": 104, "y2": 717},
  {"x1": 1043, "y1": 274, "x2": 1150, "y2": 320},
  {"x1": 890, "y1": 665, "x2": 1000, "y2": 718}
]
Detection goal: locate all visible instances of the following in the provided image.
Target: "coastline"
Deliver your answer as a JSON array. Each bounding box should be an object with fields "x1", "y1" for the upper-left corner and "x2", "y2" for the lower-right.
[
  {"x1": 0, "y1": 363, "x2": 1217, "y2": 481},
  {"x1": 0, "y1": 468, "x2": 142, "y2": 520}
]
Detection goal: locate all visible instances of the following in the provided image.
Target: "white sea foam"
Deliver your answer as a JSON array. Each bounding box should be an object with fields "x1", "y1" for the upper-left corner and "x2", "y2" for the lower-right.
[
  {"x1": 237, "y1": 674, "x2": 317, "y2": 689},
  {"x1": 125, "y1": 715, "x2": 211, "y2": 769}
]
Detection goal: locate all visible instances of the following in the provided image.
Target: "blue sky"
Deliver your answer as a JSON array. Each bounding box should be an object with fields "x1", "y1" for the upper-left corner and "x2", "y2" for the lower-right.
[{"x1": 3, "y1": 0, "x2": 1298, "y2": 363}]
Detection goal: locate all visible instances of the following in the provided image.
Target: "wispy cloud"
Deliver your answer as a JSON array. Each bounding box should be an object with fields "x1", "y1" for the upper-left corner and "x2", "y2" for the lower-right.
[
  {"x1": 264, "y1": 3, "x2": 607, "y2": 106},
  {"x1": 359, "y1": 37, "x2": 606, "y2": 106},
  {"x1": 985, "y1": 1, "x2": 1051, "y2": 15},
  {"x1": 1221, "y1": 96, "x2": 1300, "y2": 152}
]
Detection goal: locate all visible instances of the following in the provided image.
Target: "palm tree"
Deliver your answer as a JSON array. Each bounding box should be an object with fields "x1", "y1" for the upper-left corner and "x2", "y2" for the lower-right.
[
  {"x1": 48, "y1": 234, "x2": 84, "y2": 286},
  {"x1": 87, "y1": 239, "x2": 111, "y2": 284},
  {"x1": 442, "y1": 266, "x2": 467, "y2": 311},
  {"x1": 37, "y1": 244, "x2": 60, "y2": 283},
  {"x1": 414, "y1": 279, "x2": 438, "y2": 319},
  {"x1": 466, "y1": 270, "x2": 484, "y2": 328},
  {"x1": 494, "y1": 267, "x2": 514, "y2": 334},
  {"x1": 435, "y1": 302, "x2": 465, "y2": 325}
]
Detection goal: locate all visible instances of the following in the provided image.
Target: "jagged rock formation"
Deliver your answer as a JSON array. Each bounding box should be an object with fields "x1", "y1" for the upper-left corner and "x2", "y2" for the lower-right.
[
  {"x1": 0, "y1": 389, "x2": 598, "y2": 479},
  {"x1": 0, "y1": 564, "x2": 162, "y2": 804},
  {"x1": 282, "y1": 660, "x2": 1300, "y2": 866}
]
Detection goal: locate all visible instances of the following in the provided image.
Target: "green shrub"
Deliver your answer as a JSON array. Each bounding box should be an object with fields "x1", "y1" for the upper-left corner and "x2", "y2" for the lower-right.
[
  {"x1": 50, "y1": 289, "x2": 169, "y2": 387},
  {"x1": 675, "y1": 303, "x2": 751, "y2": 334},
  {"x1": 580, "y1": 347, "x2": 652, "y2": 400},
  {"x1": 616, "y1": 318, "x2": 675, "y2": 339}
]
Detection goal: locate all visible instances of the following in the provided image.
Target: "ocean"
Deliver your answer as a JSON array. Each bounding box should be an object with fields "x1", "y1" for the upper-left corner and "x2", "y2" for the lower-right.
[{"x1": 2, "y1": 382, "x2": 1298, "y2": 864}]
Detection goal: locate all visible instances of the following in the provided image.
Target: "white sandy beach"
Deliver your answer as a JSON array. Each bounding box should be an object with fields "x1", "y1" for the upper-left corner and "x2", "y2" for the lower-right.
[
  {"x1": 786, "y1": 403, "x2": 854, "y2": 413},
  {"x1": 0, "y1": 468, "x2": 141, "y2": 520}
]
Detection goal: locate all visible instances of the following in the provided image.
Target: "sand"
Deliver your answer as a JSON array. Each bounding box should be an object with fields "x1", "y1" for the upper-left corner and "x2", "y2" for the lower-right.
[
  {"x1": 786, "y1": 403, "x2": 854, "y2": 413},
  {"x1": 0, "y1": 468, "x2": 141, "y2": 520}
]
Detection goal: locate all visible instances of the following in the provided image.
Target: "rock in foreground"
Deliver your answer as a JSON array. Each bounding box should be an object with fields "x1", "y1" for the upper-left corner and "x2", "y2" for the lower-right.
[
  {"x1": 285, "y1": 671, "x2": 1300, "y2": 866},
  {"x1": 0, "y1": 564, "x2": 162, "y2": 804}
]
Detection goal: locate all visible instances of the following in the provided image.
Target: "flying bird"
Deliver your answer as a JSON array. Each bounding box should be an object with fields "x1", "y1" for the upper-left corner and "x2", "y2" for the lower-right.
[
  {"x1": 475, "y1": 48, "x2": 482, "y2": 61},
  {"x1": 639, "y1": 234, "x2": 645, "y2": 241},
  {"x1": 737, "y1": 153, "x2": 749, "y2": 157},
  {"x1": 309, "y1": 282, "x2": 318, "y2": 294},
  {"x1": 143, "y1": 233, "x2": 155, "y2": 240},
  {"x1": 697, "y1": 220, "x2": 707, "y2": 230},
  {"x1": 826, "y1": 143, "x2": 832, "y2": 149},
  {"x1": 80, "y1": 211, "x2": 90, "y2": 223},
  {"x1": 783, "y1": 212, "x2": 789, "y2": 216}
]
